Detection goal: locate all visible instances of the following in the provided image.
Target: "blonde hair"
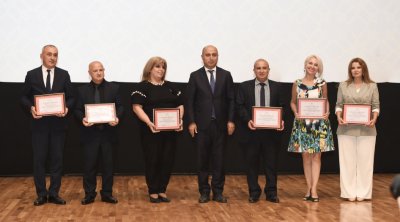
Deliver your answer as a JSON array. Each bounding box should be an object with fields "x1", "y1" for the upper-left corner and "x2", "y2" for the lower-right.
[
  {"x1": 304, "y1": 54, "x2": 323, "y2": 76},
  {"x1": 141, "y1": 57, "x2": 167, "y2": 81}
]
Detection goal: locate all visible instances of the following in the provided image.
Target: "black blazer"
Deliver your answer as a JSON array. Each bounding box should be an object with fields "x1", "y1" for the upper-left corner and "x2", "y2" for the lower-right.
[
  {"x1": 186, "y1": 67, "x2": 235, "y2": 130},
  {"x1": 236, "y1": 79, "x2": 284, "y2": 142},
  {"x1": 21, "y1": 66, "x2": 74, "y2": 131},
  {"x1": 74, "y1": 80, "x2": 124, "y2": 143}
]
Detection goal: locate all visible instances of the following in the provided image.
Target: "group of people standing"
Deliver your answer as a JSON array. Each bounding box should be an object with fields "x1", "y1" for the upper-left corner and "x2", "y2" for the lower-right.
[{"x1": 21, "y1": 44, "x2": 380, "y2": 206}]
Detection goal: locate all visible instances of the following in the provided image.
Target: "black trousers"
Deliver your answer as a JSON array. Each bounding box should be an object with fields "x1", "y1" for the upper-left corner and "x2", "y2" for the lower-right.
[
  {"x1": 196, "y1": 120, "x2": 226, "y2": 195},
  {"x1": 243, "y1": 130, "x2": 279, "y2": 198},
  {"x1": 32, "y1": 130, "x2": 65, "y2": 197},
  {"x1": 141, "y1": 131, "x2": 176, "y2": 195},
  {"x1": 83, "y1": 132, "x2": 114, "y2": 198}
]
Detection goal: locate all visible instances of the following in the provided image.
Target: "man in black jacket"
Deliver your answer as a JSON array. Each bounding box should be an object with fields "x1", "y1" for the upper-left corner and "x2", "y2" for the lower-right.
[
  {"x1": 186, "y1": 45, "x2": 235, "y2": 203},
  {"x1": 21, "y1": 45, "x2": 74, "y2": 206},
  {"x1": 74, "y1": 61, "x2": 123, "y2": 205},
  {"x1": 236, "y1": 59, "x2": 284, "y2": 203}
]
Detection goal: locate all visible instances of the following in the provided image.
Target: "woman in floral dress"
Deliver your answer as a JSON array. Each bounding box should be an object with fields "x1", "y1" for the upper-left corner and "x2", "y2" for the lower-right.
[{"x1": 288, "y1": 55, "x2": 335, "y2": 202}]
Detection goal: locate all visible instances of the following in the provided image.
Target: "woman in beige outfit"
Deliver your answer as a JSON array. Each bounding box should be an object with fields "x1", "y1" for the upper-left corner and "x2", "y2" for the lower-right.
[{"x1": 335, "y1": 58, "x2": 380, "y2": 202}]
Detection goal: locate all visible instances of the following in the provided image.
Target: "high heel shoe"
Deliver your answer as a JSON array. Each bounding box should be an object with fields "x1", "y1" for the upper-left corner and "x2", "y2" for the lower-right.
[
  {"x1": 303, "y1": 189, "x2": 311, "y2": 201},
  {"x1": 309, "y1": 196, "x2": 320, "y2": 202},
  {"x1": 149, "y1": 195, "x2": 161, "y2": 203}
]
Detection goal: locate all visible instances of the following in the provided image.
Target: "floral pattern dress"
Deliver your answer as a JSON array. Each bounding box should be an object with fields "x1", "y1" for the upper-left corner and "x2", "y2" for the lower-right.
[{"x1": 288, "y1": 78, "x2": 335, "y2": 153}]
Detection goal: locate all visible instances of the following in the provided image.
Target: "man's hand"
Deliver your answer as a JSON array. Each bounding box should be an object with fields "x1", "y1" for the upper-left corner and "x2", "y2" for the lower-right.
[
  {"x1": 109, "y1": 117, "x2": 119, "y2": 126},
  {"x1": 31, "y1": 106, "x2": 42, "y2": 119},
  {"x1": 82, "y1": 117, "x2": 94, "y2": 127},
  {"x1": 188, "y1": 122, "x2": 197, "y2": 137},
  {"x1": 248, "y1": 120, "x2": 256, "y2": 130},
  {"x1": 55, "y1": 108, "x2": 68, "y2": 117},
  {"x1": 277, "y1": 120, "x2": 285, "y2": 131},
  {"x1": 227, "y1": 121, "x2": 235, "y2": 135}
]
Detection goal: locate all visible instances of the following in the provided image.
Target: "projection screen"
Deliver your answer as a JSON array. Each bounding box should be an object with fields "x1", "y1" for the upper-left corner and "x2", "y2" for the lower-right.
[{"x1": 1, "y1": 0, "x2": 399, "y2": 83}]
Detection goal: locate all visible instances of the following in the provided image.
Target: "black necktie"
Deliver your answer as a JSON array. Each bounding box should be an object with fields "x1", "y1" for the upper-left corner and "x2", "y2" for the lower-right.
[
  {"x1": 260, "y1": 83, "x2": 265, "y2": 107},
  {"x1": 94, "y1": 85, "x2": 100, "y2": 103},
  {"x1": 208, "y1": 70, "x2": 215, "y2": 93},
  {"x1": 46, "y1": 69, "x2": 51, "y2": 92},
  {"x1": 94, "y1": 85, "x2": 104, "y2": 129}
]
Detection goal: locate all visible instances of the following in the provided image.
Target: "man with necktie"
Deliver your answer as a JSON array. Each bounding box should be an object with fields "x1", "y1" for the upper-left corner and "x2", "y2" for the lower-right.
[
  {"x1": 74, "y1": 61, "x2": 123, "y2": 205},
  {"x1": 186, "y1": 45, "x2": 235, "y2": 203},
  {"x1": 21, "y1": 45, "x2": 74, "y2": 206},
  {"x1": 236, "y1": 59, "x2": 284, "y2": 203}
]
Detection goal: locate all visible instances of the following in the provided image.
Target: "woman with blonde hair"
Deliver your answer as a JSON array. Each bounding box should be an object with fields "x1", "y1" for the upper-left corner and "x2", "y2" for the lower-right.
[{"x1": 288, "y1": 55, "x2": 335, "y2": 202}]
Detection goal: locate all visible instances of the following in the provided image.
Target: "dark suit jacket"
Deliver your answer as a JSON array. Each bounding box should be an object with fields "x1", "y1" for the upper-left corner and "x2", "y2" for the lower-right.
[
  {"x1": 236, "y1": 79, "x2": 284, "y2": 143},
  {"x1": 21, "y1": 66, "x2": 74, "y2": 131},
  {"x1": 74, "y1": 80, "x2": 124, "y2": 143},
  {"x1": 186, "y1": 66, "x2": 235, "y2": 130}
]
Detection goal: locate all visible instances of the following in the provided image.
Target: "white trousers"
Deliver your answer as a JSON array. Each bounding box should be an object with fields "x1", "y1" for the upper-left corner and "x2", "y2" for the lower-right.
[{"x1": 338, "y1": 135, "x2": 376, "y2": 199}]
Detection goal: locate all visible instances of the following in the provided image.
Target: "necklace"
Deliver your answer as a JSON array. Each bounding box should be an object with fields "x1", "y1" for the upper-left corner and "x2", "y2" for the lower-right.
[{"x1": 148, "y1": 80, "x2": 164, "y2": 86}]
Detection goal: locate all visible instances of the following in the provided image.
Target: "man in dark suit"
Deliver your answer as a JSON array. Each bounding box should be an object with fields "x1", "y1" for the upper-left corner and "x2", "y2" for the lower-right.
[
  {"x1": 186, "y1": 45, "x2": 235, "y2": 203},
  {"x1": 236, "y1": 59, "x2": 284, "y2": 203},
  {"x1": 74, "y1": 61, "x2": 123, "y2": 205},
  {"x1": 21, "y1": 45, "x2": 74, "y2": 206}
]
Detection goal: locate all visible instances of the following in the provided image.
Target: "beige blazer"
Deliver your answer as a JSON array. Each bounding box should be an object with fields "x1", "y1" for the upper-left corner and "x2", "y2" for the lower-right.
[{"x1": 335, "y1": 81, "x2": 380, "y2": 136}]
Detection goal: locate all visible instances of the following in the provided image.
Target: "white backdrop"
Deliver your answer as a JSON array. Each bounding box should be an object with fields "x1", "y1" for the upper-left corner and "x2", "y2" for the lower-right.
[{"x1": 1, "y1": 0, "x2": 399, "y2": 83}]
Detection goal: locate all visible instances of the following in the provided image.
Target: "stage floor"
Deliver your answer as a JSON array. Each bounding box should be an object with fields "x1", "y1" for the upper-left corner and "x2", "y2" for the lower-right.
[{"x1": 0, "y1": 174, "x2": 397, "y2": 221}]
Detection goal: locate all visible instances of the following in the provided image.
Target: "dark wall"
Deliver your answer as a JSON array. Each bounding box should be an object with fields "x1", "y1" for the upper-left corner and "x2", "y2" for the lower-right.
[{"x1": 0, "y1": 82, "x2": 399, "y2": 175}]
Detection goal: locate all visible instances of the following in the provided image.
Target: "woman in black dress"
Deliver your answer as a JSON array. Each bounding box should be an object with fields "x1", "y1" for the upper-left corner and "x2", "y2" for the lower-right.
[{"x1": 131, "y1": 57, "x2": 184, "y2": 203}]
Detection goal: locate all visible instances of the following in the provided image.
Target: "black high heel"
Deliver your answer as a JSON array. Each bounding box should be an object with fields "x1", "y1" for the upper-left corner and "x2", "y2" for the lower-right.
[
  {"x1": 303, "y1": 189, "x2": 311, "y2": 201},
  {"x1": 309, "y1": 196, "x2": 320, "y2": 202}
]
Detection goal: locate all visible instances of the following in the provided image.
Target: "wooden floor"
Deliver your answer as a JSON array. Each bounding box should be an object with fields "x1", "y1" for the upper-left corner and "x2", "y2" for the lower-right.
[{"x1": 0, "y1": 174, "x2": 398, "y2": 222}]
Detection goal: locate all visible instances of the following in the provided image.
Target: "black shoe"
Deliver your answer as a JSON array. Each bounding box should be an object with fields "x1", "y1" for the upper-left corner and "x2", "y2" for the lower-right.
[
  {"x1": 149, "y1": 195, "x2": 161, "y2": 203},
  {"x1": 33, "y1": 196, "x2": 47, "y2": 206},
  {"x1": 158, "y1": 196, "x2": 171, "y2": 203},
  {"x1": 212, "y1": 194, "x2": 228, "y2": 203},
  {"x1": 248, "y1": 196, "x2": 260, "y2": 203},
  {"x1": 198, "y1": 193, "x2": 210, "y2": 203},
  {"x1": 266, "y1": 196, "x2": 280, "y2": 203},
  {"x1": 101, "y1": 195, "x2": 118, "y2": 204},
  {"x1": 48, "y1": 196, "x2": 66, "y2": 205},
  {"x1": 81, "y1": 196, "x2": 95, "y2": 205},
  {"x1": 309, "y1": 196, "x2": 320, "y2": 202}
]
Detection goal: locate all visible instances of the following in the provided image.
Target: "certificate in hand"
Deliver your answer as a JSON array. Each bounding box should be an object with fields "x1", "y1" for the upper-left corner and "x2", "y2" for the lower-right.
[
  {"x1": 153, "y1": 108, "x2": 180, "y2": 131},
  {"x1": 252, "y1": 106, "x2": 282, "y2": 129},
  {"x1": 343, "y1": 104, "x2": 371, "y2": 124},
  {"x1": 34, "y1": 93, "x2": 65, "y2": 116},
  {"x1": 85, "y1": 103, "x2": 116, "y2": 124},
  {"x1": 297, "y1": 98, "x2": 327, "y2": 119}
]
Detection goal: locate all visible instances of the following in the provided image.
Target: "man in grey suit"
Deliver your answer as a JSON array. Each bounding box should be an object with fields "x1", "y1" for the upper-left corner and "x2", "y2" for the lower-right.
[
  {"x1": 186, "y1": 45, "x2": 235, "y2": 203},
  {"x1": 21, "y1": 45, "x2": 74, "y2": 206}
]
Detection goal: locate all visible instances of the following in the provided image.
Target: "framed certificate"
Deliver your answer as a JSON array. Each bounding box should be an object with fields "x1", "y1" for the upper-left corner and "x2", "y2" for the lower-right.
[
  {"x1": 153, "y1": 108, "x2": 180, "y2": 131},
  {"x1": 343, "y1": 104, "x2": 371, "y2": 124},
  {"x1": 297, "y1": 98, "x2": 327, "y2": 119},
  {"x1": 85, "y1": 103, "x2": 116, "y2": 124},
  {"x1": 252, "y1": 106, "x2": 282, "y2": 129},
  {"x1": 34, "y1": 93, "x2": 65, "y2": 116}
]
